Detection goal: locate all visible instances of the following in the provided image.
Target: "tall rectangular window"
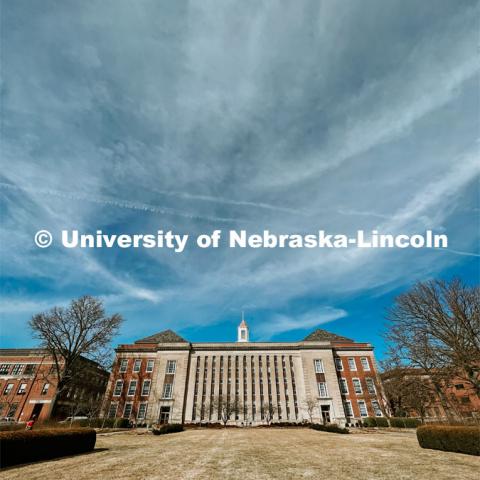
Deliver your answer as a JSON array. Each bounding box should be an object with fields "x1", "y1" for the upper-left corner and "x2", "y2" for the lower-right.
[
  {"x1": 41, "y1": 383, "x2": 50, "y2": 395},
  {"x1": 317, "y1": 382, "x2": 328, "y2": 398},
  {"x1": 352, "y1": 378, "x2": 362, "y2": 394},
  {"x1": 334, "y1": 358, "x2": 343, "y2": 371},
  {"x1": 113, "y1": 380, "x2": 123, "y2": 396},
  {"x1": 119, "y1": 359, "x2": 128, "y2": 373},
  {"x1": 371, "y1": 400, "x2": 383, "y2": 417},
  {"x1": 108, "y1": 402, "x2": 118, "y2": 418},
  {"x1": 314, "y1": 359, "x2": 324, "y2": 373},
  {"x1": 360, "y1": 357, "x2": 371, "y2": 371},
  {"x1": 166, "y1": 360, "x2": 176, "y2": 374},
  {"x1": 141, "y1": 380, "x2": 151, "y2": 396},
  {"x1": 162, "y1": 383, "x2": 173, "y2": 399},
  {"x1": 365, "y1": 378, "x2": 376, "y2": 395},
  {"x1": 146, "y1": 359, "x2": 155, "y2": 372},
  {"x1": 339, "y1": 378, "x2": 349, "y2": 394},
  {"x1": 133, "y1": 359, "x2": 142, "y2": 372},
  {"x1": 137, "y1": 403, "x2": 148, "y2": 419},
  {"x1": 348, "y1": 358, "x2": 357, "y2": 371},
  {"x1": 3, "y1": 384, "x2": 13, "y2": 395},
  {"x1": 123, "y1": 402, "x2": 133, "y2": 418},
  {"x1": 344, "y1": 401, "x2": 353, "y2": 417},
  {"x1": 17, "y1": 383, "x2": 27, "y2": 394},
  {"x1": 6, "y1": 403, "x2": 18, "y2": 418},
  {"x1": 358, "y1": 400, "x2": 368, "y2": 417},
  {"x1": 127, "y1": 380, "x2": 137, "y2": 396}
]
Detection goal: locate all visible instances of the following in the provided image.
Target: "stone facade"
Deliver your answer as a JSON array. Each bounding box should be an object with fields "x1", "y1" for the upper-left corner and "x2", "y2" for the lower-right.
[{"x1": 104, "y1": 324, "x2": 388, "y2": 426}]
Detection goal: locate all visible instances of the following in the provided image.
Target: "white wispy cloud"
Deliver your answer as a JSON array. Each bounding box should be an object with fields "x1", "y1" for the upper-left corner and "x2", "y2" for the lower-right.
[{"x1": 255, "y1": 307, "x2": 348, "y2": 340}]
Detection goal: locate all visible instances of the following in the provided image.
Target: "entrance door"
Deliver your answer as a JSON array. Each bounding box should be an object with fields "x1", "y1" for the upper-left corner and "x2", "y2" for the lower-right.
[
  {"x1": 159, "y1": 406, "x2": 171, "y2": 424},
  {"x1": 321, "y1": 405, "x2": 331, "y2": 424},
  {"x1": 31, "y1": 403, "x2": 43, "y2": 420}
]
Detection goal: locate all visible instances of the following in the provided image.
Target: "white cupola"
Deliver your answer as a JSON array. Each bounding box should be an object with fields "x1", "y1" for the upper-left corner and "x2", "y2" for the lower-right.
[{"x1": 237, "y1": 312, "x2": 249, "y2": 342}]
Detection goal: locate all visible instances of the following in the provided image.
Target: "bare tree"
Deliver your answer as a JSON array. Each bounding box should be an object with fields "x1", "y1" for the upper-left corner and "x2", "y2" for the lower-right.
[
  {"x1": 382, "y1": 367, "x2": 435, "y2": 422},
  {"x1": 262, "y1": 402, "x2": 277, "y2": 425},
  {"x1": 303, "y1": 398, "x2": 318, "y2": 424},
  {"x1": 29, "y1": 296, "x2": 123, "y2": 417},
  {"x1": 210, "y1": 395, "x2": 243, "y2": 426},
  {"x1": 384, "y1": 279, "x2": 480, "y2": 403}
]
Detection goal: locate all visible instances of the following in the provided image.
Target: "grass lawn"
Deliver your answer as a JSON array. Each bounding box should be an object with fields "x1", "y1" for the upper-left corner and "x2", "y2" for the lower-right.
[{"x1": 1, "y1": 428, "x2": 478, "y2": 479}]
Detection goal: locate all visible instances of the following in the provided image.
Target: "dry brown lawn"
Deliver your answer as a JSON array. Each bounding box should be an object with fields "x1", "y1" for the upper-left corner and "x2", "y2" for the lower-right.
[{"x1": 1, "y1": 428, "x2": 478, "y2": 480}]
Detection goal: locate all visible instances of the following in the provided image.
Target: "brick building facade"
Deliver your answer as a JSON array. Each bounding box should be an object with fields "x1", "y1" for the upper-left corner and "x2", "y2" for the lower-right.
[
  {"x1": 382, "y1": 368, "x2": 480, "y2": 421},
  {"x1": 0, "y1": 348, "x2": 109, "y2": 422},
  {"x1": 103, "y1": 321, "x2": 388, "y2": 426}
]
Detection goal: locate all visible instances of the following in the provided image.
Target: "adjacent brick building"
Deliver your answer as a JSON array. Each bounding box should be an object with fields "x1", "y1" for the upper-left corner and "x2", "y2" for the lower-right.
[
  {"x1": 103, "y1": 320, "x2": 388, "y2": 426},
  {"x1": 0, "y1": 348, "x2": 109, "y2": 422},
  {"x1": 382, "y1": 367, "x2": 480, "y2": 421}
]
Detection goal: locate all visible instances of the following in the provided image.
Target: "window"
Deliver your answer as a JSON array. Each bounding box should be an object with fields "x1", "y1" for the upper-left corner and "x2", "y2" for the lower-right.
[
  {"x1": 113, "y1": 380, "x2": 123, "y2": 396},
  {"x1": 344, "y1": 401, "x2": 354, "y2": 417},
  {"x1": 127, "y1": 380, "x2": 137, "y2": 396},
  {"x1": 17, "y1": 383, "x2": 27, "y2": 394},
  {"x1": 166, "y1": 360, "x2": 176, "y2": 374},
  {"x1": 372, "y1": 400, "x2": 383, "y2": 416},
  {"x1": 339, "y1": 378, "x2": 349, "y2": 394},
  {"x1": 133, "y1": 359, "x2": 142, "y2": 372},
  {"x1": 137, "y1": 403, "x2": 148, "y2": 419},
  {"x1": 358, "y1": 400, "x2": 368, "y2": 417},
  {"x1": 0, "y1": 364, "x2": 9, "y2": 375},
  {"x1": 141, "y1": 380, "x2": 151, "y2": 396},
  {"x1": 162, "y1": 383, "x2": 173, "y2": 399},
  {"x1": 360, "y1": 357, "x2": 370, "y2": 371},
  {"x1": 347, "y1": 358, "x2": 357, "y2": 371},
  {"x1": 365, "y1": 378, "x2": 376, "y2": 395},
  {"x1": 107, "y1": 402, "x2": 118, "y2": 418},
  {"x1": 3, "y1": 383, "x2": 13, "y2": 395},
  {"x1": 241, "y1": 330, "x2": 246, "y2": 339},
  {"x1": 352, "y1": 378, "x2": 363, "y2": 394},
  {"x1": 334, "y1": 358, "x2": 343, "y2": 371},
  {"x1": 119, "y1": 359, "x2": 128, "y2": 373},
  {"x1": 41, "y1": 383, "x2": 50, "y2": 395},
  {"x1": 11, "y1": 364, "x2": 24, "y2": 375},
  {"x1": 146, "y1": 360, "x2": 155, "y2": 372},
  {"x1": 123, "y1": 402, "x2": 133, "y2": 418},
  {"x1": 317, "y1": 382, "x2": 328, "y2": 398},
  {"x1": 6, "y1": 403, "x2": 18, "y2": 418},
  {"x1": 314, "y1": 359, "x2": 324, "y2": 373},
  {"x1": 24, "y1": 364, "x2": 36, "y2": 375}
]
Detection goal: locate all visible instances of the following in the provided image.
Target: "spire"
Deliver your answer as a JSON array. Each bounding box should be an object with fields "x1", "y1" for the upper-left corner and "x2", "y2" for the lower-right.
[
  {"x1": 239, "y1": 310, "x2": 247, "y2": 328},
  {"x1": 237, "y1": 312, "x2": 249, "y2": 342}
]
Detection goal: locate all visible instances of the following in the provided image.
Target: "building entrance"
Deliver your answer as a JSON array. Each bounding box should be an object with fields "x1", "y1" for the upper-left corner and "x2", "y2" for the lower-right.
[
  {"x1": 31, "y1": 403, "x2": 44, "y2": 420},
  {"x1": 159, "y1": 406, "x2": 171, "y2": 424},
  {"x1": 321, "y1": 405, "x2": 331, "y2": 424}
]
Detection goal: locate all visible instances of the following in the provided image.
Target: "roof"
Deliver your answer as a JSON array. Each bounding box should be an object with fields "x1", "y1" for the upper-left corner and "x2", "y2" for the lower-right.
[
  {"x1": 303, "y1": 329, "x2": 353, "y2": 342},
  {"x1": 0, "y1": 348, "x2": 49, "y2": 357},
  {"x1": 135, "y1": 329, "x2": 188, "y2": 344},
  {"x1": 239, "y1": 319, "x2": 247, "y2": 328}
]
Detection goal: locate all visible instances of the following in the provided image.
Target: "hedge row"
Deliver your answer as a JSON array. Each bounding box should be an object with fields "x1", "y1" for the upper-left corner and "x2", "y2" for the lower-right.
[
  {"x1": 310, "y1": 423, "x2": 349, "y2": 434},
  {"x1": 73, "y1": 418, "x2": 131, "y2": 428},
  {"x1": 361, "y1": 417, "x2": 420, "y2": 428},
  {"x1": 152, "y1": 424, "x2": 184, "y2": 435},
  {"x1": 0, "y1": 428, "x2": 96, "y2": 468},
  {"x1": 417, "y1": 425, "x2": 480, "y2": 456}
]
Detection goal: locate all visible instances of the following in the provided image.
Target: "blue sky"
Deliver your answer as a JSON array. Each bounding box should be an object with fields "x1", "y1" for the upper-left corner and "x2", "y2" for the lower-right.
[{"x1": 1, "y1": 0, "x2": 479, "y2": 359}]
